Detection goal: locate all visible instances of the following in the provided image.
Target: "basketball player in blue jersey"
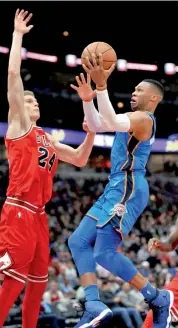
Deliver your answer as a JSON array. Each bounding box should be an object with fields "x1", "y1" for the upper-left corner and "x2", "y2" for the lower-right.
[{"x1": 69, "y1": 54, "x2": 174, "y2": 328}]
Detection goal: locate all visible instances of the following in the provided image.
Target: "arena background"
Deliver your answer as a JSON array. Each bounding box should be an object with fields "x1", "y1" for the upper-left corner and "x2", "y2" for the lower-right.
[{"x1": 0, "y1": 1, "x2": 178, "y2": 327}]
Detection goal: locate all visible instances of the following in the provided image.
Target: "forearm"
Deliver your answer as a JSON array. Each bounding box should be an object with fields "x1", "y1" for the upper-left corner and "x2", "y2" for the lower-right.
[
  {"x1": 7, "y1": 31, "x2": 25, "y2": 115},
  {"x1": 76, "y1": 132, "x2": 95, "y2": 166},
  {"x1": 52, "y1": 132, "x2": 95, "y2": 167},
  {"x1": 161, "y1": 233, "x2": 178, "y2": 251},
  {"x1": 96, "y1": 89, "x2": 130, "y2": 132},
  {"x1": 83, "y1": 100, "x2": 108, "y2": 133},
  {"x1": 8, "y1": 32, "x2": 23, "y2": 74}
]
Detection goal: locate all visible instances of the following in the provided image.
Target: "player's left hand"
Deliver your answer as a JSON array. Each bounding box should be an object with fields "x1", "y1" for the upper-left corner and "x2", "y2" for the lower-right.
[
  {"x1": 14, "y1": 9, "x2": 33, "y2": 35},
  {"x1": 82, "y1": 53, "x2": 116, "y2": 88},
  {"x1": 70, "y1": 73, "x2": 96, "y2": 102}
]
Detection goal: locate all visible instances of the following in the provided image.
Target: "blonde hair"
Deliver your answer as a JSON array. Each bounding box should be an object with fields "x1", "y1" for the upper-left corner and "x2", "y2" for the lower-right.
[{"x1": 24, "y1": 90, "x2": 35, "y2": 97}]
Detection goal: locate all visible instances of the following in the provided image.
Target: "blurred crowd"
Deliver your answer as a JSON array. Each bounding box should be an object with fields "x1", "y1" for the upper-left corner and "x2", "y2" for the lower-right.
[{"x1": 0, "y1": 158, "x2": 178, "y2": 327}]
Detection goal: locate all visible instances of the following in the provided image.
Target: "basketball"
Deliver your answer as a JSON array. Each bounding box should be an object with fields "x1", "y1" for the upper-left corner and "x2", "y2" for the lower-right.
[{"x1": 81, "y1": 41, "x2": 117, "y2": 70}]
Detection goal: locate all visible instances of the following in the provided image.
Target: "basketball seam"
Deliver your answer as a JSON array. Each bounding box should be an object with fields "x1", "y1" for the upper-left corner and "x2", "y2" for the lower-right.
[
  {"x1": 81, "y1": 59, "x2": 116, "y2": 62},
  {"x1": 81, "y1": 57, "x2": 117, "y2": 63},
  {"x1": 101, "y1": 47, "x2": 113, "y2": 55},
  {"x1": 87, "y1": 47, "x2": 92, "y2": 58},
  {"x1": 101, "y1": 60, "x2": 116, "y2": 62},
  {"x1": 82, "y1": 44, "x2": 117, "y2": 68},
  {"x1": 95, "y1": 41, "x2": 100, "y2": 58}
]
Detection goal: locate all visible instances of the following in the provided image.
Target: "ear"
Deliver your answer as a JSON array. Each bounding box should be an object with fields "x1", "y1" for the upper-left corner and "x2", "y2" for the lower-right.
[{"x1": 151, "y1": 95, "x2": 159, "y2": 103}]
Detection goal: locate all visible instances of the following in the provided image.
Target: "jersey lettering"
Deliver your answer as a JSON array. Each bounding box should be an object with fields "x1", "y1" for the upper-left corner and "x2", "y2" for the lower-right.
[
  {"x1": 42, "y1": 135, "x2": 51, "y2": 147},
  {"x1": 36, "y1": 134, "x2": 51, "y2": 147},
  {"x1": 38, "y1": 146, "x2": 56, "y2": 172},
  {"x1": 36, "y1": 134, "x2": 41, "y2": 143}
]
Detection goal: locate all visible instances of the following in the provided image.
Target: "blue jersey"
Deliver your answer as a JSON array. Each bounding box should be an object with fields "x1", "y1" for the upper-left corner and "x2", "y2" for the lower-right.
[
  {"x1": 87, "y1": 112, "x2": 156, "y2": 235},
  {"x1": 110, "y1": 112, "x2": 156, "y2": 178}
]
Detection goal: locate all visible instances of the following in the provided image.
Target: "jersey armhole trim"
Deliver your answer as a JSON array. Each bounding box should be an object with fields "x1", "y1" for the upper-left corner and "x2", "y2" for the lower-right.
[
  {"x1": 145, "y1": 112, "x2": 156, "y2": 140},
  {"x1": 5, "y1": 125, "x2": 33, "y2": 142},
  {"x1": 149, "y1": 116, "x2": 155, "y2": 139}
]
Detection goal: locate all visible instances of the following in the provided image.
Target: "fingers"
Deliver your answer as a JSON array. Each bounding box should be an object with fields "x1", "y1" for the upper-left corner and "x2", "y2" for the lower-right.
[
  {"x1": 85, "y1": 57, "x2": 94, "y2": 70},
  {"x1": 82, "y1": 64, "x2": 91, "y2": 75},
  {"x1": 22, "y1": 11, "x2": 29, "y2": 20},
  {"x1": 18, "y1": 9, "x2": 25, "y2": 19},
  {"x1": 70, "y1": 84, "x2": 78, "y2": 91},
  {"x1": 87, "y1": 73, "x2": 91, "y2": 85},
  {"x1": 148, "y1": 238, "x2": 159, "y2": 252},
  {"x1": 148, "y1": 242, "x2": 153, "y2": 252},
  {"x1": 15, "y1": 9, "x2": 33, "y2": 23},
  {"x1": 15, "y1": 9, "x2": 20, "y2": 17},
  {"x1": 27, "y1": 25, "x2": 34, "y2": 31},
  {"x1": 70, "y1": 75, "x2": 82, "y2": 90},
  {"x1": 91, "y1": 53, "x2": 97, "y2": 69},
  {"x1": 109, "y1": 63, "x2": 116, "y2": 74},
  {"x1": 80, "y1": 73, "x2": 86, "y2": 85},
  {"x1": 70, "y1": 73, "x2": 88, "y2": 90},
  {"x1": 148, "y1": 239, "x2": 155, "y2": 251},
  {"x1": 75, "y1": 76, "x2": 82, "y2": 87},
  {"x1": 99, "y1": 53, "x2": 104, "y2": 70},
  {"x1": 25, "y1": 13, "x2": 33, "y2": 24}
]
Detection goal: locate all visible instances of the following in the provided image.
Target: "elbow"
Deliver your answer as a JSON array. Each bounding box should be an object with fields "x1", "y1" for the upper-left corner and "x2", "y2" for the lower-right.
[
  {"x1": 87, "y1": 123, "x2": 100, "y2": 133},
  {"x1": 75, "y1": 152, "x2": 88, "y2": 167},
  {"x1": 75, "y1": 159, "x2": 88, "y2": 167}
]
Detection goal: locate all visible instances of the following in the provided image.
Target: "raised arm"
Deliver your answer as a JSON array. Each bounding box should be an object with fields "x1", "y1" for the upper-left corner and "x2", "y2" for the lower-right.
[{"x1": 7, "y1": 9, "x2": 33, "y2": 130}]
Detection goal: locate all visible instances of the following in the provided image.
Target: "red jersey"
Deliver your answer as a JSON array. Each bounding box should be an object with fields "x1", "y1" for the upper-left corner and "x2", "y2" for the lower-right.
[{"x1": 5, "y1": 125, "x2": 58, "y2": 207}]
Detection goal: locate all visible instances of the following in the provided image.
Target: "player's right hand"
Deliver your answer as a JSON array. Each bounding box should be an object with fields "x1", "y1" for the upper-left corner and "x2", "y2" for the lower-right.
[
  {"x1": 70, "y1": 73, "x2": 96, "y2": 102},
  {"x1": 14, "y1": 9, "x2": 33, "y2": 35},
  {"x1": 148, "y1": 238, "x2": 161, "y2": 252}
]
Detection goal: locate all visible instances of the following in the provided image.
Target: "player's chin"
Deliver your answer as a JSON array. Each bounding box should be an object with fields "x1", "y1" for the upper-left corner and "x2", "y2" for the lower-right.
[
  {"x1": 31, "y1": 113, "x2": 40, "y2": 122},
  {"x1": 130, "y1": 102, "x2": 138, "y2": 111}
]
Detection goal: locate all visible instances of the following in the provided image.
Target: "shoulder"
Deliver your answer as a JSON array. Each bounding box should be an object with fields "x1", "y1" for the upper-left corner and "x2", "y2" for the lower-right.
[
  {"x1": 126, "y1": 111, "x2": 153, "y2": 141},
  {"x1": 127, "y1": 111, "x2": 153, "y2": 123}
]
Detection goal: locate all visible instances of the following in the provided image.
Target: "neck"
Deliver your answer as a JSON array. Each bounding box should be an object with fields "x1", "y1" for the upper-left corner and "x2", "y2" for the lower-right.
[
  {"x1": 32, "y1": 121, "x2": 37, "y2": 126},
  {"x1": 144, "y1": 106, "x2": 156, "y2": 114}
]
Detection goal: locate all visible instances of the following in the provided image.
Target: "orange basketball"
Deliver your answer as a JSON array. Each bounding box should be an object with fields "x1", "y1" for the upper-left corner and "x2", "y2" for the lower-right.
[{"x1": 81, "y1": 41, "x2": 117, "y2": 70}]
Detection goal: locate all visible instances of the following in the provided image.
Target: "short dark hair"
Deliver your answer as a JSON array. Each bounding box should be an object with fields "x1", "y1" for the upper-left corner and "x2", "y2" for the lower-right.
[
  {"x1": 143, "y1": 79, "x2": 164, "y2": 97},
  {"x1": 142, "y1": 79, "x2": 164, "y2": 98}
]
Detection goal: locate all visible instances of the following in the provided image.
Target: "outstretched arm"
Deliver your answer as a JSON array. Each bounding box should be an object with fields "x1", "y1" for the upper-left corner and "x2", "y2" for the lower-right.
[
  {"x1": 8, "y1": 9, "x2": 33, "y2": 128},
  {"x1": 47, "y1": 121, "x2": 95, "y2": 167}
]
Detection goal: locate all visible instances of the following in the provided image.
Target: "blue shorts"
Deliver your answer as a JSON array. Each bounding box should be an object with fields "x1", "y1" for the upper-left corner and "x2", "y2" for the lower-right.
[{"x1": 86, "y1": 171, "x2": 149, "y2": 239}]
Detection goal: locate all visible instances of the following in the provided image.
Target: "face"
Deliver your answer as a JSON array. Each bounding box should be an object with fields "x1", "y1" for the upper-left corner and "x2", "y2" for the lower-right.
[
  {"x1": 122, "y1": 282, "x2": 130, "y2": 292},
  {"x1": 50, "y1": 281, "x2": 58, "y2": 293},
  {"x1": 24, "y1": 95, "x2": 40, "y2": 122},
  {"x1": 130, "y1": 81, "x2": 156, "y2": 111}
]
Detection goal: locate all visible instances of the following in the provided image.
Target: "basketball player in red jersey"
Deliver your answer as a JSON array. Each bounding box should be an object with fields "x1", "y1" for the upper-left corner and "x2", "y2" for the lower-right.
[
  {"x1": 142, "y1": 220, "x2": 178, "y2": 327},
  {"x1": 0, "y1": 9, "x2": 95, "y2": 328}
]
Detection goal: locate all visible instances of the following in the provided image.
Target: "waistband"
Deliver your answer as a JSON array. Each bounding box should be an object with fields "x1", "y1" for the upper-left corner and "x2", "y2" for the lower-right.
[{"x1": 5, "y1": 197, "x2": 45, "y2": 215}]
